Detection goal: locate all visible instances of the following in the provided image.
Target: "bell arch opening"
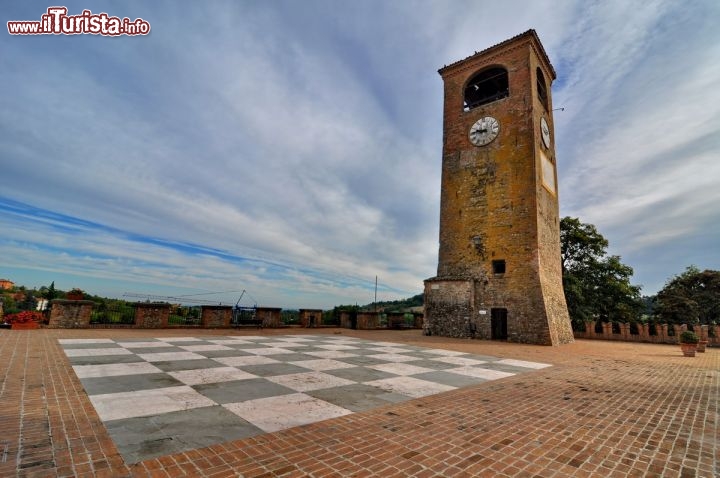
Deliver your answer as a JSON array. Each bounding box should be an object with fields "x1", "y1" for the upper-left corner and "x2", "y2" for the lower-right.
[{"x1": 464, "y1": 67, "x2": 509, "y2": 111}]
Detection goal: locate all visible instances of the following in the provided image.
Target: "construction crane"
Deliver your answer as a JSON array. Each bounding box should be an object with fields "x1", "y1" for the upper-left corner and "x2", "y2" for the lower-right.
[{"x1": 235, "y1": 289, "x2": 258, "y2": 308}]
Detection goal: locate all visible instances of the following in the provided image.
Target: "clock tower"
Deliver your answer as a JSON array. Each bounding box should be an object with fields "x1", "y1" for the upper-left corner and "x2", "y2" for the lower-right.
[{"x1": 424, "y1": 30, "x2": 574, "y2": 345}]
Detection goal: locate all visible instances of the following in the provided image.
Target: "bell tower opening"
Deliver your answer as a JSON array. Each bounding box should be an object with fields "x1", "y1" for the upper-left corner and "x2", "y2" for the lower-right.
[{"x1": 463, "y1": 67, "x2": 509, "y2": 111}]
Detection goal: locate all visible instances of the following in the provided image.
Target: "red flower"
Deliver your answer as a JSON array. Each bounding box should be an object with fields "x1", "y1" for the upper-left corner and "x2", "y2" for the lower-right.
[{"x1": 4, "y1": 311, "x2": 44, "y2": 324}]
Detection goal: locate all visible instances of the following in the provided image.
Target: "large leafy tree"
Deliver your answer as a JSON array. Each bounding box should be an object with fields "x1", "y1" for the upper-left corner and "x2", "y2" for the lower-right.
[
  {"x1": 654, "y1": 266, "x2": 720, "y2": 325},
  {"x1": 560, "y1": 217, "x2": 643, "y2": 328}
]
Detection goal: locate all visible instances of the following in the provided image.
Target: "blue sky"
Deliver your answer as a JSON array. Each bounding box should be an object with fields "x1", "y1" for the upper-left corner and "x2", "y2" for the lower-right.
[{"x1": 1, "y1": 1, "x2": 719, "y2": 308}]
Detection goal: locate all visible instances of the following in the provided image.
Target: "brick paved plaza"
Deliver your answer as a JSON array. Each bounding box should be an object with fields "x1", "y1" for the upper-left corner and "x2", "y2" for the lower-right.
[{"x1": 0, "y1": 328, "x2": 717, "y2": 477}]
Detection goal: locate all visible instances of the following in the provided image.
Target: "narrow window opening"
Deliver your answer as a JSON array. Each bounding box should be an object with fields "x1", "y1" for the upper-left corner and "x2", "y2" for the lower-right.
[
  {"x1": 492, "y1": 260, "x2": 506, "y2": 274},
  {"x1": 536, "y1": 67, "x2": 549, "y2": 111},
  {"x1": 464, "y1": 67, "x2": 509, "y2": 111}
]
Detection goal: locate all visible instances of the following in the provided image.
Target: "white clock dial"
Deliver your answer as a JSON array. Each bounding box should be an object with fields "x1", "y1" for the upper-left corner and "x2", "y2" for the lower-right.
[
  {"x1": 469, "y1": 116, "x2": 500, "y2": 146},
  {"x1": 540, "y1": 117, "x2": 551, "y2": 148}
]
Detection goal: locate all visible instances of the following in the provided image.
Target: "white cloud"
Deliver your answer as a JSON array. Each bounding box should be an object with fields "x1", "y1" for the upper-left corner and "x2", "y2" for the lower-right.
[{"x1": 1, "y1": 0, "x2": 718, "y2": 302}]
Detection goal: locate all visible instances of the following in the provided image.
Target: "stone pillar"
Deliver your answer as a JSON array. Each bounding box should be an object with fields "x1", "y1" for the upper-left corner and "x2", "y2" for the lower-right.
[
  {"x1": 657, "y1": 324, "x2": 668, "y2": 343},
  {"x1": 639, "y1": 324, "x2": 650, "y2": 342},
  {"x1": 619, "y1": 323, "x2": 630, "y2": 341},
  {"x1": 299, "y1": 309, "x2": 323, "y2": 328},
  {"x1": 134, "y1": 303, "x2": 170, "y2": 328},
  {"x1": 387, "y1": 312, "x2": 406, "y2": 329},
  {"x1": 413, "y1": 313, "x2": 423, "y2": 329},
  {"x1": 201, "y1": 305, "x2": 232, "y2": 328},
  {"x1": 602, "y1": 322, "x2": 612, "y2": 340},
  {"x1": 48, "y1": 300, "x2": 94, "y2": 328},
  {"x1": 256, "y1": 307, "x2": 281, "y2": 328},
  {"x1": 339, "y1": 311, "x2": 352, "y2": 329},
  {"x1": 356, "y1": 312, "x2": 379, "y2": 329},
  {"x1": 710, "y1": 325, "x2": 720, "y2": 346},
  {"x1": 699, "y1": 325, "x2": 709, "y2": 341},
  {"x1": 585, "y1": 321, "x2": 596, "y2": 339}
]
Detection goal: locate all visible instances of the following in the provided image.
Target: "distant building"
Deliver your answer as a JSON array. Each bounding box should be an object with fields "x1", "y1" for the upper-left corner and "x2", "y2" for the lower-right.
[{"x1": 0, "y1": 279, "x2": 14, "y2": 290}]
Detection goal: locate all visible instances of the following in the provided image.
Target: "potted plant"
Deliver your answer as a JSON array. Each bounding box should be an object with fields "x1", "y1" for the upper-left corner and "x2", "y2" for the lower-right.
[
  {"x1": 66, "y1": 288, "x2": 85, "y2": 300},
  {"x1": 679, "y1": 330, "x2": 699, "y2": 357}
]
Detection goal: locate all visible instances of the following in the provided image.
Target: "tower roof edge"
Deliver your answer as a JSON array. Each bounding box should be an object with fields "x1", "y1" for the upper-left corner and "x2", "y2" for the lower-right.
[{"x1": 438, "y1": 29, "x2": 556, "y2": 80}]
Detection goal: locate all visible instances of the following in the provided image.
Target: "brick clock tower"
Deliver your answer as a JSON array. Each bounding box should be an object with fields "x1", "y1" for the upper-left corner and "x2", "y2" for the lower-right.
[{"x1": 424, "y1": 30, "x2": 574, "y2": 345}]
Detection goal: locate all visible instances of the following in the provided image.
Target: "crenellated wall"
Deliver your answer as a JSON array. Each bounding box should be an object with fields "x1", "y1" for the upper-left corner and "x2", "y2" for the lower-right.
[{"x1": 574, "y1": 322, "x2": 719, "y2": 346}]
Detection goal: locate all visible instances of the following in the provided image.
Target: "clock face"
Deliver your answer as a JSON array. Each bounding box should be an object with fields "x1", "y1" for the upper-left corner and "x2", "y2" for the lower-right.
[
  {"x1": 469, "y1": 116, "x2": 500, "y2": 146},
  {"x1": 540, "y1": 117, "x2": 551, "y2": 148}
]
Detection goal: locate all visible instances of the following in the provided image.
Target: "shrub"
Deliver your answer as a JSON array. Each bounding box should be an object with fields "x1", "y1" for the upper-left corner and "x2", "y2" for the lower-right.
[{"x1": 679, "y1": 330, "x2": 699, "y2": 344}]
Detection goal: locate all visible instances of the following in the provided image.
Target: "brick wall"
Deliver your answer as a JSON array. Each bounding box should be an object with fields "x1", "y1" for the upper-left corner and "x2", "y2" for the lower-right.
[
  {"x1": 47, "y1": 300, "x2": 93, "y2": 328},
  {"x1": 201, "y1": 306, "x2": 232, "y2": 328},
  {"x1": 256, "y1": 307, "x2": 281, "y2": 328},
  {"x1": 134, "y1": 303, "x2": 170, "y2": 328},
  {"x1": 298, "y1": 309, "x2": 323, "y2": 327}
]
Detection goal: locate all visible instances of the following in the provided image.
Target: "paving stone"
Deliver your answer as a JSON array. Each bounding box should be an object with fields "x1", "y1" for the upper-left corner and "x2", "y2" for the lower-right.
[{"x1": 0, "y1": 328, "x2": 717, "y2": 477}]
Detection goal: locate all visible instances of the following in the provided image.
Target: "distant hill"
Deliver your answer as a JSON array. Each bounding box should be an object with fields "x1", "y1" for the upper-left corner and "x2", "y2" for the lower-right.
[{"x1": 360, "y1": 293, "x2": 423, "y2": 312}]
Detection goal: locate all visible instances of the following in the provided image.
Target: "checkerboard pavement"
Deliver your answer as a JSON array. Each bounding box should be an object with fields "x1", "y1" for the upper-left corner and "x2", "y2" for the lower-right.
[
  {"x1": 59, "y1": 335, "x2": 550, "y2": 464},
  {"x1": 2, "y1": 329, "x2": 717, "y2": 477}
]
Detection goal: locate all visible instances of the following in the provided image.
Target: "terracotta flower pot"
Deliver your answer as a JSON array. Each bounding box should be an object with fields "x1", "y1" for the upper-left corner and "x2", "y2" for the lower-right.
[
  {"x1": 696, "y1": 340, "x2": 708, "y2": 353},
  {"x1": 11, "y1": 322, "x2": 40, "y2": 330},
  {"x1": 680, "y1": 343, "x2": 697, "y2": 357}
]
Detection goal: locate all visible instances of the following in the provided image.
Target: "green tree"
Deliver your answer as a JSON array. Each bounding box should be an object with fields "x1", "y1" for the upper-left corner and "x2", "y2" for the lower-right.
[
  {"x1": 560, "y1": 217, "x2": 643, "y2": 329},
  {"x1": 654, "y1": 266, "x2": 720, "y2": 325},
  {"x1": 18, "y1": 290, "x2": 37, "y2": 312},
  {"x1": 43, "y1": 281, "x2": 57, "y2": 301}
]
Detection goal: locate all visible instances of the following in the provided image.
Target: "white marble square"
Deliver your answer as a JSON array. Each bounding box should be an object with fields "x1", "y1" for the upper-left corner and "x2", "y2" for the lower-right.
[
  {"x1": 178, "y1": 344, "x2": 233, "y2": 352},
  {"x1": 73, "y1": 362, "x2": 163, "y2": 379},
  {"x1": 64, "y1": 348, "x2": 132, "y2": 357},
  {"x1": 89, "y1": 385, "x2": 215, "y2": 421},
  {"x1": 116, "y1": 341, "x2": 173, "y2": 349},
  {"x1": 224, "y1": 393, "x2": 352, "y2": 433},
  {"x1": 421, "y1": 349, "x2": 467, "y2": 357},
  {"x1": 242, "y1": 347, "x2": 296, "y2": 356},
  {"x1": 288, "y1": 359, "x2": 356, "y2": 371},
  {"x1": 58, "y1": 338, "x2": 115, "y2": 344},
  {"x1": 304, "y1": 350, "x2": 356, "y2": 359},
  {"x1": 153, "y1": 337, "x2": 201, "y2": 342},
  {"x1": 364, "y1": 376, "x2": 455, "y2": 398},
  {"x1": 136, "y1": 351, "x2": 206, "y2": 362},
  {"x1": 448, "y1": 367, "x2": 515, "y2": 380},
  {"x1": 496, "y1": 358, "x2": 551, "y2": 369},
  {"x1": 363, "y1": 341, "x2": 402, "y2": 347},
  {"x1": 275, "y1": 337, "x2": 316, "y2": 342},
  {"x1": 314, "y1": 344, "x2": 358, "y2": 351},
  {"x1": 214, "y1": 355, "x2": 279, "y2": 367},
  {"x1": 206, "y1": 339, "x2": 255, "y2": 345},
  {"x1": 366, "y1": 353, "x2": 418, "y2": 363},
  {"x1": 434, "y1": 356, "x2": 487, "y2": 366},
  {"x1": 367, "y1": 346, "x2": 414, "y2": 354},
  {"x1": 168, "y1": 367, "x2": 257, "y2": 386},
  {"x1": 274, "y1": 343, "x2": 308, "y2": 349},
  {"x1": 368, "y1": 363, "x2": 435, "y2": 376},
  {"x1": 267, "y1": 371, "x2": 355, "y2": 392}
]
